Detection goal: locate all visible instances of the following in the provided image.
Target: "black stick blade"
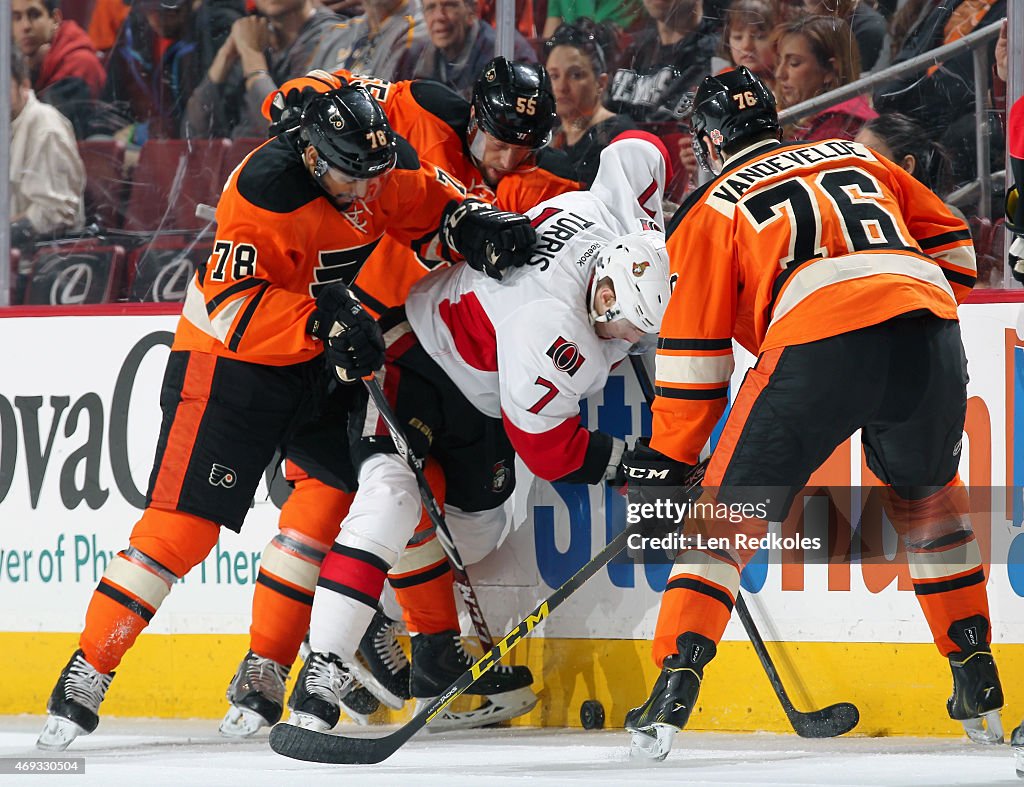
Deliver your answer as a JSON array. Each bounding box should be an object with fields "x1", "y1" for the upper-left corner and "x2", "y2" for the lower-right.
[
  {"x1": 269, "y1": 723, "x2": 405, "y2": 764},
  {"x1": 790, "y1": 701, "x2": 860, "y2": 738}
]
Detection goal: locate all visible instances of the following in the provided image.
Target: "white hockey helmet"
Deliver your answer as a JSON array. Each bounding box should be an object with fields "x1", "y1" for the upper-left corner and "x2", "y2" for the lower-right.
[{"x1": 589, "y1": 230, "x2": 671, "y2": 333}]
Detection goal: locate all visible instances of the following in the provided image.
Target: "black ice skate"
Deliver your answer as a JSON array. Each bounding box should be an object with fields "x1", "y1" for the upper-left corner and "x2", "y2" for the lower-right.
[
  {"x1": 348, "y1": 609, "x2": 411, "y2": 710},
  {"x1": 37, "y1": 650, "x2": 115, "y2": 751},
  {"x1": 625, "y1": 632, "x2": 717, "y2": 761},
  {"x1": 219, "y1": 650, "x2": 290, "y2": 738},
  {"x1": 946, "y1": 616, "x2": 1004, "y2": 744},
  {"x1": 299, "y1": 630, "x2": 380, "y2": 726},
  {"x1": 410, "y1": 630, "x2": 537, "y2": 731},
  {"x1": 286, "y1": 651, "x2": 355, "y2": 732}
]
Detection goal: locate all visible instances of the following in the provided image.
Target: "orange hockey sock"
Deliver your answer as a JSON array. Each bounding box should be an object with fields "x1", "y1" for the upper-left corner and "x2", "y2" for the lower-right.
[
  {"x1": 652, "y1": 550, "x2": 741, "y2": 667},
  {"x1": 250, "y1": 478, "x2": 354, "y2": 664},
  {"x1": 80, "y1": 509, "x2": 219, "y2": 673}
]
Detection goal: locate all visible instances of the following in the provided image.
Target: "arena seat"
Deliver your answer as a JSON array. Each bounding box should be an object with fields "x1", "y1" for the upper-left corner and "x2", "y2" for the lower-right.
[
  {"x1": 22, "y1": 241, "x2": 126, "y2": 305},
  {"x1": 78, "y1": 139, "x2": 128, "y2": 230},
  {"x1": 126, "y1": 237, "x2": 210, "y2": 302},
  {"x1": 9, "y1": 248, "x2": 21, "y2": 305},
  {"x1": 123, "y1": 139, "x2": 231, "y2": 232}
]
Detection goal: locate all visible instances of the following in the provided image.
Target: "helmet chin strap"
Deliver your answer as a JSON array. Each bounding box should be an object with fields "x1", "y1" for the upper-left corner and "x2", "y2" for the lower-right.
[{"x1": 467, "y1": 119, "x2": 487, "y2": 171}]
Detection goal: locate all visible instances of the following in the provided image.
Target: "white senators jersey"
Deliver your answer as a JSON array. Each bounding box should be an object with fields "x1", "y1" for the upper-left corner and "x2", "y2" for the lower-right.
[{"x1": 406, "y1": 132, "x2": 672, "y2": 482}]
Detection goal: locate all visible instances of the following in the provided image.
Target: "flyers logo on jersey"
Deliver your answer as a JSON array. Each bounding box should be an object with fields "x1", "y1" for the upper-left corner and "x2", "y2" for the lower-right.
[
  {"x1": 546, "y1": 336, "x2": 585, "y2": 377},
  {"x1": 632, "y1": 260, "x2": 650, "y2": 277},
  {"x1": 209, "y1": 463, "x2": 237, "y2": 488}
]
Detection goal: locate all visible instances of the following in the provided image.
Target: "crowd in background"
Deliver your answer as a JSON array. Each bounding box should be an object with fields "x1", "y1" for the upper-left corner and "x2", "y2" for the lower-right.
[{"x1": 6, "y1": 0, "x2": 1015, "y2": 302}]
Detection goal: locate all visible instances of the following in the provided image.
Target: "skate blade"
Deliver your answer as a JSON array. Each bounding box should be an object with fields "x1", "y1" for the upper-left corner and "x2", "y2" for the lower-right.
[
  {"x1": 961, "y1": 710, "x2": 1004, "y2": 744},
  {"x1": 628, "y1": 723, "x2": 677, "y2": 762},
  {"x1": 419, "y1": 687, "x2": 539, "y2": 732},
  {"x1": 339, "y1": 703, "x2": 370, "y2": 726},
  {"x1": 1015, "y1": 747, "x2": 1024, "y2": 780},
  {"x1": 36, "y1": 715, "x2": 86, "y2": 751},
  {"x1": 347, "y1": 659, "x2": 407, "y2": 710},
  {"x1": 219, "y1": 705, "x2": 271, "y2": 738},
  {"x1": 286, "y1": 711, "x2": 334, "y2": 733}
]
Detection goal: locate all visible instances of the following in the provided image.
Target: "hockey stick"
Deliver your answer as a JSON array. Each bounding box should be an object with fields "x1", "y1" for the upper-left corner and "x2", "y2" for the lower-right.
[
  {"x1": 269, "y1": 461, "x2": 708, "y2": 764},
  {"x1": 362, "y1": 376, "x2": 495, "y2": 650},
  {"x1": 627, "y1": 353, "x2": 859, "y2": 738}
]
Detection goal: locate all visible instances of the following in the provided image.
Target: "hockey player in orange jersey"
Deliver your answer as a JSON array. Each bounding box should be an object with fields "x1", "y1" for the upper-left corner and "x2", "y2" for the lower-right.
[
  {"x1": 36, "y1": 85, "x2": 538, "y2": 751},
  {"x1": 221, "y1": 58, "x2": 581, "y2": 730},
  {"x1": 618, "y1": 67, "x2": 997, "y2": 760}
]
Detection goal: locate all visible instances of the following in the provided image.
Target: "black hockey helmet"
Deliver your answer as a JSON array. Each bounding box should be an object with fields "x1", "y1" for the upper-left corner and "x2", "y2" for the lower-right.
[
  {"x1": 471, "y1": 57, "x2": 557, "y2": 151},
  {"x1": 691, "y1": 66, "x2": 780, "y2": 171},
  {"x1": 298, "y1": 85, "x2": 398, "y2": 179}
]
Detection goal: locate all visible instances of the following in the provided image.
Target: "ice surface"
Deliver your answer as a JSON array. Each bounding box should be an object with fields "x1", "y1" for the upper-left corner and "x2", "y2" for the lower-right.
[{"x1": 0, "y1": 716, "x2": 1018, "y2": 786}]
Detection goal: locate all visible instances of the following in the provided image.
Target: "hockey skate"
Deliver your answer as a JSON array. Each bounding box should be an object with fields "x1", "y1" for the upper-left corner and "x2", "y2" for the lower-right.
[
  {"x1": 626, "y1": 632, "x2": 717, "y2": 761},
  {"x1": 348, "y1": 609, "x2": 411, "y2": 711},
  {"x1": 219, "y1": 650, "x2": 290, "y2": 738},
  {"x1": 410, "y1": 631, "x2": 537, "y2": 731},
  {"x1": 37, "y1": 650, "x2": 114, "y2": 751},
  {"x1": 946, "y1": 616, "x2": 1004, "y2": 744},
  {"x1": 1011, "y1": 721, "x2": 1024, "y2": 778},
  {"x1": 299, "y1": 631, "x2": 380, "y2": 725},
  {"x1": 286, "y1": 651, "x2": 355, "y2": 732}
]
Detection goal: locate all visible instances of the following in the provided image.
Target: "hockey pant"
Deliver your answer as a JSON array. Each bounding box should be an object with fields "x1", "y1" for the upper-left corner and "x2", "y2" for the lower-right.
[{"x1": 652, "y1": 316, "x2": 990, "y2": 666}]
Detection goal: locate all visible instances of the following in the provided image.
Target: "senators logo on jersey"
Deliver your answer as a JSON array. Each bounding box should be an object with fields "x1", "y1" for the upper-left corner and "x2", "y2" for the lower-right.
[{"x1": 546, "y1": 336, "x2": 585, "y2": 377}]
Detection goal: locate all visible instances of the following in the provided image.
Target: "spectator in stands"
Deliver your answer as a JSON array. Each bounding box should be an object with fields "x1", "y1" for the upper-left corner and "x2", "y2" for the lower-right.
[
  {"x1": 394, "y1": 0, "x2": 536, "y2": 99},
  {"x1": 877, "y1": 0, "x2": 1005, "y2": 132},
  {"x1": 88, "y1": 0, "x2": 130, "y2": 55},
  {"x1": 104, "y1": 0, "x2": 243, "y2": 141},
  {"x1": 606, "y1": 0, "x2": 718, "y2": 124},
  {"x1": 12, "y1": 0, "x2": 106, "y2": 137},
  {"x1": 319, "y1": 0, "x2": 366, "y2": 16},
  {"x1": 718, "y1": 0, "x2": 783, "y2": 89},
  {"x1": 8, "y1": 53, "x2": 86, "y2": 247},
  {"x1": 795, "y1": 0, "x2": 886, "y2": 71},
  {"x1": 775, "y1": 14, "x2": 875, "y2": 142},
  {"x1": 542, "y1": 0, "x2": 641, "y2": 40},
  {"x1": 325, "y1": 0, "x2": 427, "y2": 82},
  {"x1": 855, "y1": 113, "x2": 960, "y2": 212},
  {"x1": 544, "y1": 19, "x2": 635, "y2": 186},
  {"x1": 185, "y1": 0, "x2": 352, "y2": 138}
]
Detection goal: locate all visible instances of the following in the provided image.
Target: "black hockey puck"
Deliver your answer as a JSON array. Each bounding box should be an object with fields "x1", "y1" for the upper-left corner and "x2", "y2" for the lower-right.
[{"x1": 580, "y1": 699, "x2": 605, "y2": 730}]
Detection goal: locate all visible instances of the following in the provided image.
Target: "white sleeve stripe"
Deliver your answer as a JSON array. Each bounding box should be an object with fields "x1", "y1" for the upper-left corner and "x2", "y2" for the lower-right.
[
  {"x1": 933, "y1": 245, "x2": 977, "y2": 275},
  {"x1": 209, "y1": 297, "x2": 247, "y2": 343},
  {"x1": 656, "y1": 353, "x2": 735, "y2": 385}
]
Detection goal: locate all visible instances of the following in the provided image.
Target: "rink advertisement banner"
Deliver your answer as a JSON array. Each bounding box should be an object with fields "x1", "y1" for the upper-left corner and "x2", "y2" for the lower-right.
[{"x1": 1, "y1": 305, "x2": 1023, "y2": 645}]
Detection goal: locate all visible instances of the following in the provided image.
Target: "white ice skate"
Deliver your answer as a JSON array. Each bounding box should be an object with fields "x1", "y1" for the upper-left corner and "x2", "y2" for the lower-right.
[
  {"x1": 37, "y1": 715, "x2": 88, "y2": 752},
  {"x1": 960, "y1": 710, "x2": 1004, "y2": 745},
  {"x1": 416, "y1": 686, "x2": 539, "y2": 732},
  {"x1": 629, "y1": 723, "x2": 677, "y2": 762}
]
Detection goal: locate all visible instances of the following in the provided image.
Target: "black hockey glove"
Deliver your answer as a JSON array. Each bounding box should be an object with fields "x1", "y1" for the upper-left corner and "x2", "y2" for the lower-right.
[
  {"x1": 308, "y1": 284, "x2": 385, "y2": 384},
  {"x1": 442, "y1": 198, "x2": 536, "y2": 280},
  {"x1": 621, "y1": 438, "x2": 697, "y2": 536}
]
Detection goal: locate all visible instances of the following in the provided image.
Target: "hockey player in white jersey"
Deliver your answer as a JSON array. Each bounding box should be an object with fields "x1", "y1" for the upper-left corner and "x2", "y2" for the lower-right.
[{"x1": 281, "y1": 131, "x2": 674, "y2": 733}]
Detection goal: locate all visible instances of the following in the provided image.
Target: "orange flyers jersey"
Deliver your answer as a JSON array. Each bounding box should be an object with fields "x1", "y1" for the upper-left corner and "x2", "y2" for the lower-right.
[
  {"x1": 264, "y1": 70, "x2": 582, "y2": 314},
  {"x1": 171, "y1": 135, "x2": 466, "y2": 366},
  {"x1": 651, "y1": 137, "x2": 976, "y2": 465}
]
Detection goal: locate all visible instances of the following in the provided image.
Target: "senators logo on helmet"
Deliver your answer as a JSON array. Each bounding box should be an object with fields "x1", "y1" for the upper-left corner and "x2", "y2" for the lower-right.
[{"x1": 632, "y1": 260, "x2": 651, "y2": 277}]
